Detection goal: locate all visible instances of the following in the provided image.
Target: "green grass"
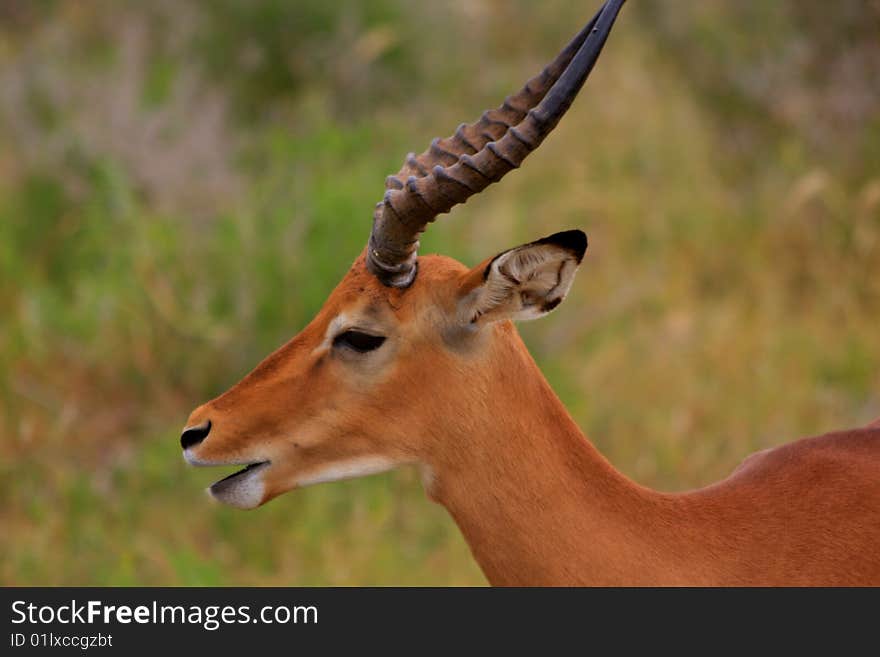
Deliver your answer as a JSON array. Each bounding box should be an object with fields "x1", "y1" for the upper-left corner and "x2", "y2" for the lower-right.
[{"x1": 1, "y1": 0, "x2": 878, "y2": 586}]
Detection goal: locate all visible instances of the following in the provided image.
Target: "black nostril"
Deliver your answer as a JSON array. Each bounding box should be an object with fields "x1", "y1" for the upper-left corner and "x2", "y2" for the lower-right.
[{"x1": 180, "y1": 420, "x2": 211, "y2": 450}]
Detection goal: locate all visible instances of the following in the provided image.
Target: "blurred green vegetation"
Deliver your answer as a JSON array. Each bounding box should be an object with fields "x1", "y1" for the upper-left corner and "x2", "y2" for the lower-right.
[{"x1": 1, "y1": 0, "x2": 878, "y2": 585}]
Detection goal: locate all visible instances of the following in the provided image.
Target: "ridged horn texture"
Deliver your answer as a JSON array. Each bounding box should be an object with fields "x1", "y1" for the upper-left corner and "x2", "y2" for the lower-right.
[{"x1": 366, "y1": 0, "x2": 626, "y2": 287}]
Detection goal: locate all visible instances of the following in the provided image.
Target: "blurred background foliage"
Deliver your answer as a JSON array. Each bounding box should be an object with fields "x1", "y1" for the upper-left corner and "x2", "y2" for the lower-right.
[{"x1": 1, "y1": 0, "x2": 878, "y2": 585}]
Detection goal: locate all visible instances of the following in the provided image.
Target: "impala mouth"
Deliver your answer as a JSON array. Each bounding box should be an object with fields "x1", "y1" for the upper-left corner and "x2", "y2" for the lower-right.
[
  {"x1": 207, "y1": 461, "x2": 271, "y2": 510},
  {"x1": 212, "y1": 461, "x2": 270, "y2": 486}
]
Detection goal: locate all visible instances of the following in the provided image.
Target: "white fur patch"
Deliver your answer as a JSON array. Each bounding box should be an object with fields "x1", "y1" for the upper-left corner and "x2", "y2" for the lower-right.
[
  {"x1": 184, "y1": 449, "x2": 227, "y2": 467},
  {"x1": 208, "y1": 477, "x2": 263, "y2": 510},
  {"x1": 317, "y1": 312, "x2": 351, "y2": 352},
  {"x1": 296, "y1": 456, "x2": 396, "y2": 487},
  {"x1": 419, "y1": 464, "x2": 437, "y2": 496},
  {"x1": 183, "y1": 449, "x2": 269, "y2": 468},
  {"x1": 208, "y1": 463, "x2": 269, "y2": 510}
]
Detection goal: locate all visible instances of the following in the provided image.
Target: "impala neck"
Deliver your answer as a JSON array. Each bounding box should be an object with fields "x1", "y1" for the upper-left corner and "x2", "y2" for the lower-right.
[{"x1": 424, "y1": 329, "x2": 685, "y2": 586}]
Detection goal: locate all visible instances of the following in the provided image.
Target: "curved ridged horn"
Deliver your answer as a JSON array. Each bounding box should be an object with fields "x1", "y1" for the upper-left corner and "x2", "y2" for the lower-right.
[{"x1": 366, "y1": 0, "x2": 626, "y2": 287}]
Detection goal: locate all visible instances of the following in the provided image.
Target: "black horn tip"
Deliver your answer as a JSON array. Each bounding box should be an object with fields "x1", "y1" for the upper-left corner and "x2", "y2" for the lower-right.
[{"x1": 367, "y1": 0, "x2": 624, "y2": 286}]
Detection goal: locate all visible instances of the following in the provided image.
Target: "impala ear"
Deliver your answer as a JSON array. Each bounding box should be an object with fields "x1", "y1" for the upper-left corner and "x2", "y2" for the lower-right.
[{"x1": 458, "y1": 230, "x2": 587, "y2": 325}]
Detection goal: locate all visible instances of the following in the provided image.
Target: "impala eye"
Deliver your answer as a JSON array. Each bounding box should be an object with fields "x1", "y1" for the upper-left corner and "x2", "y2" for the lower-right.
[{"x1": 333, "y1": 330, "x2": 386, "y2": 353}]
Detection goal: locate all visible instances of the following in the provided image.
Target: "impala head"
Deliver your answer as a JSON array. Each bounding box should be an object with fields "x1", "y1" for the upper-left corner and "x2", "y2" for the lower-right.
[{"x1": 181, "y1": 0, "x2": 625, "y2": 509}]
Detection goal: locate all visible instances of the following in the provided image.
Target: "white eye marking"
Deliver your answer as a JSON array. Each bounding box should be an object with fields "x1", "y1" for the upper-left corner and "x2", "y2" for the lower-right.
[
  {"x1": 296, "y1": 456, "x2": 396, "y2": 487},
  {"x1": 317, "y1": 313, "x2": 351, "y2": 352}
]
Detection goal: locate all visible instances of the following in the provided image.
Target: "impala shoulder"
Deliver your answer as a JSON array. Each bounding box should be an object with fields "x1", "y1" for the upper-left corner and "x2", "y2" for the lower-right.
[
  {"x1": 731, "y1": 447, "x2": 775, "y2": 476},
  {"x1": 731, "y1": 427, "x2": 880, "y2": 481}
]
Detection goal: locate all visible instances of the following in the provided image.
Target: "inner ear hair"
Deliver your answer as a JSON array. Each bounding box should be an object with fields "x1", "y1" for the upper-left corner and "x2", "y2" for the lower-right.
[{"x1": 464, "y1": 230, "x2": 587, "y2": 325}]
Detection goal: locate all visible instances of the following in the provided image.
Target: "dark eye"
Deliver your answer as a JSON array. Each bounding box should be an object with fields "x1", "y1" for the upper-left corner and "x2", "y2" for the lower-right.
[{"x1": 333, "y1": 330, "x2": 386, "y2": 353}]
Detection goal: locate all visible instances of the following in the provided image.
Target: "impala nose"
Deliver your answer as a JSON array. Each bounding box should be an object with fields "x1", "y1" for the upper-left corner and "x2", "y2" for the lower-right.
[{"x1": 180, "y1": 420, "x2": 212, "y2": 449}]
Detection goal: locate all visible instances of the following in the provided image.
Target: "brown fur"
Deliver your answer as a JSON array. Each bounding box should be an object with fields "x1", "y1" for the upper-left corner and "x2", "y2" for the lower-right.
[{"x1": 184, "y1": 252, "x2": 880, "y2": 586}]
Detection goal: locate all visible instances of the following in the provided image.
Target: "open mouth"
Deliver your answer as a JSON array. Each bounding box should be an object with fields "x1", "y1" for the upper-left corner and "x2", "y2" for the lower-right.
[
  {"x1": 206, "y1": 461, "x2": 271, "y2": 509},
  {"x1": 211, "y1": 461, "x2": 270, "y2": 487}
]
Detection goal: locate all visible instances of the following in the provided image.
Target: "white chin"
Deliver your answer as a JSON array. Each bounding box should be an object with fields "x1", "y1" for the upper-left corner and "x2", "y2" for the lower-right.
[{"x1": 208, "y1": 462, "x2": 270, "y2": 509}]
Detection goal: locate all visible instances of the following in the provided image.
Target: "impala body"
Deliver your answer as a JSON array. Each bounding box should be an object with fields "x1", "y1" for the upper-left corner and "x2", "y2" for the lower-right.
[{"x1": 181, "y1": 0, "x2": 880, "y2": 586}]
